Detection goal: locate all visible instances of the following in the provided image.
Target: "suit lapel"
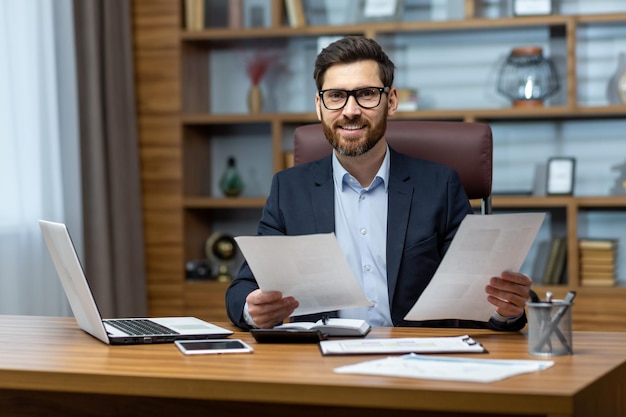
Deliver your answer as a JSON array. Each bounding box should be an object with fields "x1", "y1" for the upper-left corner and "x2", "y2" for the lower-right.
[
  {"x1": 386, "y1": 150, "x2": 413, "y2": 304},
  {"x1": 311, "y1": 157, "x2": 335, "y2": 233}
]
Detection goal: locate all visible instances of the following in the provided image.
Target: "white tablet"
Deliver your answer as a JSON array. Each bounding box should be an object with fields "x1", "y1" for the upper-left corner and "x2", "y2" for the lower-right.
[{"x1": 175, "y1": 339, "x2": 253, "y2": 355}]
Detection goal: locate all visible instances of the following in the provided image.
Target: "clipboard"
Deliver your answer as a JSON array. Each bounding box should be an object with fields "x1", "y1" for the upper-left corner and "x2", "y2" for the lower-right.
[{"x1": 318, "y1": 335, "x2": 487, "y2": 356}]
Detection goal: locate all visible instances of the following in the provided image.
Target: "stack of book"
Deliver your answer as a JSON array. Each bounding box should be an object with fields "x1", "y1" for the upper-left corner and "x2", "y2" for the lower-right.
[{"x1": 578, "y1": 238, "x2": 618, "y2": 287}]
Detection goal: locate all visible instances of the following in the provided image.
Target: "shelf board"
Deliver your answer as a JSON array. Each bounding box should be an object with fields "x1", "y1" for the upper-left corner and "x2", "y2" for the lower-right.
[
  {"x1": 532, "y1": 284, "x2": 626, "y2": 293},
  {"x1": 181, "y1": 113, "x2": 319, "y2": 125},
  {"x1": 392, "y1": 105, "x2": 626, "y2": 120},
  {"x1": 184, "y1": 197, "x2": 266, "y2": 209},
  {"x1": 577, "y1": 12, "x2": 626, "y2": 24},
  {"x1": 182, "y1": 114, "x2": 279, "y2": 124},
  {"x1": 188, "y1": 195, "x2": 626, "y2": 211},
  {"x1": 181, "y1": 105, "x2": 626, "y2": 125},
  {"x1": 471, "y1": 195, "x2": 626, "y2": 210},
  {"x1": 491, "y1": 196, "x2": 575, "y2": 208},
  {"x1": 492, "y1": 196, "x2": 626, "y2": 209},
  {"x1": 573, "y1": 195, "x2": 626, "y2": 209},
  {"x1": 180, "y1": 13, "x2": 626, "y2": 41}
]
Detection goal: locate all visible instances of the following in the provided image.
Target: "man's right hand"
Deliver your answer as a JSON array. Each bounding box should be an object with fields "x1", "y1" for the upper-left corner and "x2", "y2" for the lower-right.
[{"x1": 245, "y1": 290, "x2": 299, "y2": 329}]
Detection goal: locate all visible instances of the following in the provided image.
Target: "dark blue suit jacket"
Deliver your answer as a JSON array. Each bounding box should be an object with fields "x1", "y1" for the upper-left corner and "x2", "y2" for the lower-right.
[{"x1": 225, "y1": 148, "x2": 526, "y2": 331}]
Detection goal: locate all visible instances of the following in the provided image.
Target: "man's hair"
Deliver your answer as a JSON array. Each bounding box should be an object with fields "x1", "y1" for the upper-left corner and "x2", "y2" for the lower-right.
[{"x1": 313, "y1": 36, "x2": 395, "y2": 90}]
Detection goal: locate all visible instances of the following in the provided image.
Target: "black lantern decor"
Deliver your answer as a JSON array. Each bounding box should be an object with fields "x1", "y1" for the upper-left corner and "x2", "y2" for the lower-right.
[{"x1": 497, "y1": 46, "x2": 559, "y2": 107}]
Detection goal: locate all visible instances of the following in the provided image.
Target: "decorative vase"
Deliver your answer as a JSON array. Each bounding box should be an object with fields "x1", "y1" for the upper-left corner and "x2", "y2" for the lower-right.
[
  {"x1": 219, "y1": 156, "x2": 244, "y2": 197},
  {"x1": 247, "y1": 84, "x2": 263, "y2": 113},
  {"x1": 606, "y1": 52, "x2": 626, "y2": 105}
]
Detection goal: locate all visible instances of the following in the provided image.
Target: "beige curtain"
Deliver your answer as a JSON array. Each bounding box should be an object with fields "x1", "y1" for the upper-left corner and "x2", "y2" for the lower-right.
[{"x1": 73, "y1": 0, "x2": 147, "y2": 318}]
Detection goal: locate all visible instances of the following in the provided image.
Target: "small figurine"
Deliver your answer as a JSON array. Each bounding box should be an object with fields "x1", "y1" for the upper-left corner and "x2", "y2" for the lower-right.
[{"x1": 610, "y1": 160, "x2": 626, "y2": 195}]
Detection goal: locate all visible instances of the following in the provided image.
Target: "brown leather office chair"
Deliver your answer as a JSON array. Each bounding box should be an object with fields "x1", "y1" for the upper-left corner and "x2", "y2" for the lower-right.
[{"x1": 293, "y1": 120, "x2": 493, "y2": 214}]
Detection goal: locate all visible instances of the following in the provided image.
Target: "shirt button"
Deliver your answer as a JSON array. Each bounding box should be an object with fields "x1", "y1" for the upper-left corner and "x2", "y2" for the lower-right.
[
  {"x1": 360, "y1": 228, "x2": 367, "y2": 235},
  {"x1": 359, "y1": 194, "x2": 366, "y2": 200},
  {"x1": 364, "y1": 265, "x2": 371, "y2": 271}
]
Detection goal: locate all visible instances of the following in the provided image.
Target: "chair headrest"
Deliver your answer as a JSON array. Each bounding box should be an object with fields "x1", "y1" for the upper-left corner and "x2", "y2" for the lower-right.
[{"x1": 293, "y1": 120, "x2": 492, "y2": 200}]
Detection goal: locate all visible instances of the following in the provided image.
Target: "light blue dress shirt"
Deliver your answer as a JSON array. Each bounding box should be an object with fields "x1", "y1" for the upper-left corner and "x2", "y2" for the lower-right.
[{"x1": 332, "y1": 147, "x2": 393, "y2": 326}]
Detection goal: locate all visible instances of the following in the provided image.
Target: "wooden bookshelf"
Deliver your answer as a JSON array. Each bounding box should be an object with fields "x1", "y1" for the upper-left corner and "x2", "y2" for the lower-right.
[{"x1": 132, "y1": 0, "x2": 626, "y2": 330}]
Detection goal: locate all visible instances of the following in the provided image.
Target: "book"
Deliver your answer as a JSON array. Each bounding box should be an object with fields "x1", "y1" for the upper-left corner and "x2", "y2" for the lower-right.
[
  {"x1": 275, "y1": 318, "x2": 371, "y2": 337},
  {"x1": 284, "y1": 0, "x2": 306, "y2": 27},
  {"x1": 184, "y1": 0, "x2": 204, "y2": 30},
  {"x1": 580, "y1": 263, "x2": 615, "y2": 273},
  {"x1": 204, "y1": 0, "x2": 229, "y2": 29},
  {"x1": 201, "y1": 0, "x2": 241, "y2": 29},
  {"x1": 228, "y1": 0, "x2": 243, "y2": 28},
  {"x1": 581, "y1": 278, "x2": 615, "y2": 287},
  {"x1": 580, "y1": 254, "x2": 616, "y2": 264},
  {"x1": 542, "y1": 237, "x2": 567, "y2": 285},
  {"x1": 578, "y1": 238, "x2": 618, "y2": 250},
  {"x1": 580, "y1": 270, "x2": 616, "y2": 280},
  {"x1": 580, "y1": 251, "x2": 616, "y2": 263},
  {"x1": 396, "y1": 88, "x2": 419, "y2": 112}
]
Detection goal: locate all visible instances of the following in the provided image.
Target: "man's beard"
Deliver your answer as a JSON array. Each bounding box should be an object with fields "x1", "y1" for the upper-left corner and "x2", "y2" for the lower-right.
[{"x1": 321, "y1": 108, "x2": 388, "y2": 157}]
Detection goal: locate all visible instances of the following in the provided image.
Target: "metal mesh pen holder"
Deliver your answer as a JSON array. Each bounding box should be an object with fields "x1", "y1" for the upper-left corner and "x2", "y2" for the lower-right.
[{"x1": 527, "y1": 300, "x2": 573, "y2": 356}]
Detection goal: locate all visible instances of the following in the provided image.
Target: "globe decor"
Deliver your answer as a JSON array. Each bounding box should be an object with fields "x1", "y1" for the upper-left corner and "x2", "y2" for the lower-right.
[{"x1": 497, "y1": 46, "x2": 559, "y2": 107}]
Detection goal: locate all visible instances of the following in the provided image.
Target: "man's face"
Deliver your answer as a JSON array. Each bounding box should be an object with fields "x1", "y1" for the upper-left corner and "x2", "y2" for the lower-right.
[{"x1": 315, "y1": 60, "x2": 397, "y2": 157}]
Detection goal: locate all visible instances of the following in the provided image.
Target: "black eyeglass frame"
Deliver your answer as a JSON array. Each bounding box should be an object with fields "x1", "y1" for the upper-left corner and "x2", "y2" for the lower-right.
[{"x1": 318, "y1": 86, "x2": 390, "y2": 110}]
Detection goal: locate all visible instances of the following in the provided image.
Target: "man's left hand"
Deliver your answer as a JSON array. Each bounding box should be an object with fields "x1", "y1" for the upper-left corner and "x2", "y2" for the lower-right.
[{"x1": 485, "y1": 271, "x2": 532, "y2": 318}]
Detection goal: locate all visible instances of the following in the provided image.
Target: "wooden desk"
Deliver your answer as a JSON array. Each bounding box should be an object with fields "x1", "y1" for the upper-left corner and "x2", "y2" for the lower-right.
[{"x1": 0, "y1": 316, "x2": 624, "y2": 417}]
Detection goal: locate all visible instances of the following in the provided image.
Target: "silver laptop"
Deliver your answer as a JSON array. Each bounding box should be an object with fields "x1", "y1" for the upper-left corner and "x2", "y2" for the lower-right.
[{"x1": 39, "y1": 220, "x2": 233, "y2": 345}]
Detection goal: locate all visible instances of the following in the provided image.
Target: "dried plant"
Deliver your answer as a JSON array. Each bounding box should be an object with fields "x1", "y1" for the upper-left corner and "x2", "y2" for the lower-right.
[{"x1": 244, "y1": 50, "x2": 281, "y2": 86}]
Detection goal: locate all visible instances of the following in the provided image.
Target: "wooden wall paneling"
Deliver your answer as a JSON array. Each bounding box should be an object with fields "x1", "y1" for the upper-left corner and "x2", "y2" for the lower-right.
[
  {"x1": 182, "y1": 42, "x2": 210, "y2": 113},
  {"x1": 183, "y1": 209, "x2": 212, "y2": 261},
  {"x1": 133, "y1": 0, "x2": 185, "y2": 317},
  {"x1": 572, "y1": 289, "x2": 626, "y2": 331},
  {"x1": 182, "y1": 126, "x2": 212, "y2": 197},
  {"x1": 184, "y1": 281, "x2": 230, "y2": 321}
]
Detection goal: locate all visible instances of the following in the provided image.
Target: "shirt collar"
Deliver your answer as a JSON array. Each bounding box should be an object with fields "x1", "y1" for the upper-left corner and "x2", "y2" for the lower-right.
[{"x1": 331, "y1": 144, "x2": 390, "y2": 192}]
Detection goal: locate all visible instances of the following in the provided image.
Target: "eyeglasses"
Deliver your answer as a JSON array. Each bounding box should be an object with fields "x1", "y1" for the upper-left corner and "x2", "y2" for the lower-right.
[{"x1": 318, "y1": 86, "x2": 390, "y2": 110}]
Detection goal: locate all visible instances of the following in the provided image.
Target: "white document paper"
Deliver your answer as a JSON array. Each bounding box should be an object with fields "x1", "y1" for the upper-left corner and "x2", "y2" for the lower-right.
[
  {"x1": 334, "y1": 354, "x2": 554, "y2": 383},
  {"x1": 319, "y1": 335, "x2": 485, "y2": 356},
  {"x1": 404, "y1": 213, "x2": 545, "y2": 323},
  {"x1": 235, "y1": 233, "x2": 373, "y2": 316}
]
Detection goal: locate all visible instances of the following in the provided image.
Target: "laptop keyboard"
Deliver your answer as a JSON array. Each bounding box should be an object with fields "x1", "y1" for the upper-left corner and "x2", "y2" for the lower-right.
[{"x1": 106, "y1": 319, "x2": 180, "y2": 336}]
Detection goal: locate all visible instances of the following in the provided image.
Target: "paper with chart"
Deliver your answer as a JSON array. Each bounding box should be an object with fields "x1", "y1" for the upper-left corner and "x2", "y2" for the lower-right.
[
  {"x1": 235, "y1": 233, "x2": 373, "y2": 316},
  {"x1": 334, "y1": 354, "x2": 554, "y2": 383},
  {"x1": 404, "y1": 213, "x2": 545, "y2": 323}
]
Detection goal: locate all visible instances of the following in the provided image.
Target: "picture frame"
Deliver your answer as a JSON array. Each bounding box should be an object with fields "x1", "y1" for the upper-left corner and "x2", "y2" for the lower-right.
[
  {"x1": 513, "y1": 0, "x2": 553, "y2": 16},
  {"x1": 546, "y1": 157, "x2": 576, "y2": 195},
  {"x1": 358, "y1": 0, "x2": 402, "y2": 23}
]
